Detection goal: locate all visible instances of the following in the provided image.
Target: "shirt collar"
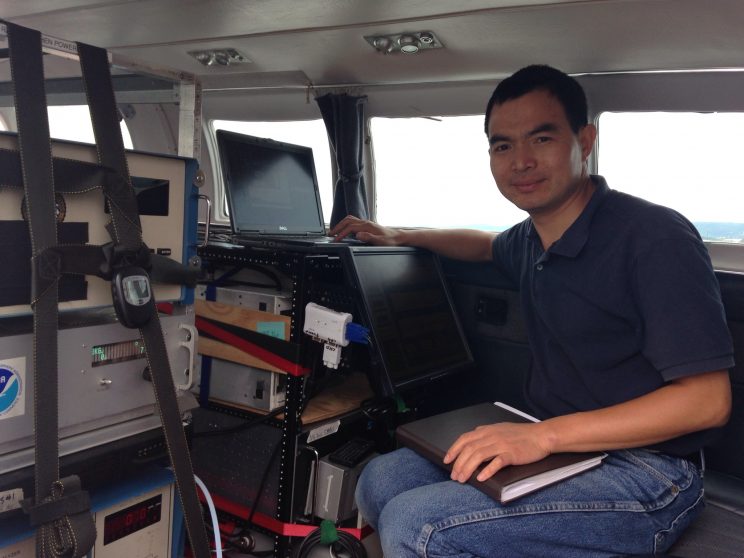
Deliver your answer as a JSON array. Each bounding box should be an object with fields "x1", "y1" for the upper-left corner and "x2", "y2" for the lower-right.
[{"x1": 527, "y1": 175, "x2": 610, "y2": 258}]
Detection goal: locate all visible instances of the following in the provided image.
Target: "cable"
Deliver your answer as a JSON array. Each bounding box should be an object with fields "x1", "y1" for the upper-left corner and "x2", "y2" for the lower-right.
[
  {"x1": 194, "y1": 473, "x2": 223, "y2": 558},
  {"x1": 191, "y1": 407, "x2": 283, "y2": 439},
  {"x1": 195, "y1": 470, "x2": 277, "y2": 557},
  {"x1": 296, "y1": 525, "x2": 368, "y2": 558},
  {"x1": 191, "y1": 410, "x2": 283, "y2": 555},
  {"x1": 222, "y1": 373, "x2": 326, "y2": 552},
  {"x1": 220, "y1": 528, "x2": 274, "y2": 557},
  {"x1": 246, "y1": 436, "x2": 283, "y2": 528},
  {"x1": 345, "y1": 322, "x2": 370, "y2": 345}
]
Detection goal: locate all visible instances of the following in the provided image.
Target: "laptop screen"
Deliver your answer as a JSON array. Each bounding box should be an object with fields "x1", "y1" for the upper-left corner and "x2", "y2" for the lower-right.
[
  {"x1": 348, "y1": 247, "x2": 474, "y2": 397},
  {"x1": 217, "y1": 130, "x2": 326, "y2": 236}
]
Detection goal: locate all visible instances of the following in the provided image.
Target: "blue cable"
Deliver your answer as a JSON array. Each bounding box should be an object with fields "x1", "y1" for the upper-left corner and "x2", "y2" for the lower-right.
[{"x1": 345, "y1": 322, "x2": 370, "y2": 344}]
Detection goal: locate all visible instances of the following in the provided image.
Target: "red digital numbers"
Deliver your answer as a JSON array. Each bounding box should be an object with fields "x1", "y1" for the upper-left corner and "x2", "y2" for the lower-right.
[{"x1": 103, "y1": 495, "x2": 162, "y2": 545}]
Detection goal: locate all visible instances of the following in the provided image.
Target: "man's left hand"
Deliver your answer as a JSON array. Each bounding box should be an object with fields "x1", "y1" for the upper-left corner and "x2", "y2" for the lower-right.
[{"x1": 444, "y1": 422, "x2": 552, "y2": 483}]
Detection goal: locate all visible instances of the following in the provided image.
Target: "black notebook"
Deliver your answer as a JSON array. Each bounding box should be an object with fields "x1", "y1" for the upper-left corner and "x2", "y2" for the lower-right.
[
  {"x1": 396, "y1": 402, "x2": 606, "y2": 504},
  {"x1": 216, "y1": 130, "x2": 361, "y2": 248}
]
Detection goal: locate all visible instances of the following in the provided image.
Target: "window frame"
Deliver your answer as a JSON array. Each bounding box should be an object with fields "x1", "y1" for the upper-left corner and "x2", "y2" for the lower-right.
[
  {"x1": 593, "y1": 108, "x2": 744, "y2": 273},
  {"x1": 580, "y1": 71, "x2": 744, "y2": 273}
]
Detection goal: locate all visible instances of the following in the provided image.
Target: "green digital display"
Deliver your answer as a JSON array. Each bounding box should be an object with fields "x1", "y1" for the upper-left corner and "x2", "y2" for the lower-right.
[{"x1": 91, "y1": 339, "x2": 147, "y2": 367}]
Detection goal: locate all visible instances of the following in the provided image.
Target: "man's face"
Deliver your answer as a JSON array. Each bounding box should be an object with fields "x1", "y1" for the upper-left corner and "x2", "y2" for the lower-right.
[{"x1": 486, "y1": 89, "x2": 595, "y2": 217}]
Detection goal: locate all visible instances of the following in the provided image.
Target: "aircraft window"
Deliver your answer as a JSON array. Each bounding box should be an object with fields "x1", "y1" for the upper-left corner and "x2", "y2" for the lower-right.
[
  {"x1": 370, "y1": 115, "x2": 526, "y2": 230},
  {"x1": 211, "y1": 119, "x2": 333, "y2": 223},
  {"x1": 597, "y1": 111, "x2": 744, "y2": 243},
  {"x1": 47, "y1": 105, "x2": 133, "y2": 148}
]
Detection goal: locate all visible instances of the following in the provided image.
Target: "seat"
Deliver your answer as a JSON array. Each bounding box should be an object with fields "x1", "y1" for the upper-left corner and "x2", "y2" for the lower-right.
[
  {"x1": 667, "y1": 470, "x2": 744, "y2": 557},
  {"x1": 667, "y1": 273, "x2": 744, "y2": 556}
]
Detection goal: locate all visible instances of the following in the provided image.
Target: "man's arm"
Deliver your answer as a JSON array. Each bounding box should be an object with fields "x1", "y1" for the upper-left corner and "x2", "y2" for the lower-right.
[
  {"x1": 330, "y1": 215, "x2": 495, "y2": 262},
  {"x1": 445, "y1": 369, "x2": 732, "y2": 483}
]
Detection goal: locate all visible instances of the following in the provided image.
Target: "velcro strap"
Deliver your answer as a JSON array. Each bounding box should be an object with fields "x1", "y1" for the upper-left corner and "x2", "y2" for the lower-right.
[
  {"x1": 150, "y1": 253, "x2": 200, "y2": 287},
  {"x1": 100, "y1": 241, "x2": 151, "y2": 276},
  {"x1": 21, "y1": 477, "x2": 91, "y2": 527},
  {"x1": 45, "y1": 244, "x2": 198, "y2": 288},
  {"x1": 30, "y1": 247, "x2": 62, "y2": 303},
  {"x1": 53, "y1": 245, "x2": 108, "y2": 277},
  {"x1": 0, "y1": 148, "x2": 110, "y2": 194},
  {"x1": 23, "y1": 476, "x2": 97, "y2": 558}
]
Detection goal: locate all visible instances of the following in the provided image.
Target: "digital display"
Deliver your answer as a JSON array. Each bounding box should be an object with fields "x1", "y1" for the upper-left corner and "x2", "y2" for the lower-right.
[
  {"x1": 123, "y1": 275, "x2": 151, "y2": 306},
  {"x1": 350, "y1": 248, "x2": 473, "y2": 396},
  {"x1": 91, "y1": 339, "x2": 147, "y2": 367},
  {"x1": 103, "y1": 494, "x2": 162, "y2": 545},
  {"x1": 217, "y1": 130, "x2": 326, "y2": 235}
]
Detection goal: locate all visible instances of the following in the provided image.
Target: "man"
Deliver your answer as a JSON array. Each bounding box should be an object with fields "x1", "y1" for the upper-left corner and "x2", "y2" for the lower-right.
[{"x1": 330, "y1": 65, "x2": 733, "y2": 557}]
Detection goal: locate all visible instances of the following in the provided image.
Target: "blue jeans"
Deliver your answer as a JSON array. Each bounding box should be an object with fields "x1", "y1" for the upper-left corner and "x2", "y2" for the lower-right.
[{"x1": 355, "y1": 448, "x2": 703, "y2": 557}]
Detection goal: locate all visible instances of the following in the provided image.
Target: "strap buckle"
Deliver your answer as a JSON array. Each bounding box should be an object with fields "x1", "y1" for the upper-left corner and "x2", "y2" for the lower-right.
[{"x1": 99, "y1": 241, "x2": 151, "y2": 280}]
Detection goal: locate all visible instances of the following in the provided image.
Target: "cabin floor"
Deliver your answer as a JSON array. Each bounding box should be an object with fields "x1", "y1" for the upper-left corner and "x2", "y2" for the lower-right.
[{"x1": 219, "y1": 530, "x2": 383, "y2": 557}]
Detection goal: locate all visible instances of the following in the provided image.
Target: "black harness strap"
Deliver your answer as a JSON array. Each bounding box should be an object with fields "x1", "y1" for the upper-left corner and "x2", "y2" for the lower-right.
[
  {"x1": 77, "y1": 45, "x2": 141, "y2": 251},
  {"x1": 77, "y1": 42, "x2": 211, "y2": 558},
  {"x1": 6, "y1": 22, "x2": 96, "y2": 558},
  {"x1": 4, "y1": 20, "x2": 207, "y2": 557},
  {"x1": 0, "y1": 146, "x2": 200, "y2": 287},
  {"x1": 0, "y1": 147, "x2": 111, "y2": 193}
]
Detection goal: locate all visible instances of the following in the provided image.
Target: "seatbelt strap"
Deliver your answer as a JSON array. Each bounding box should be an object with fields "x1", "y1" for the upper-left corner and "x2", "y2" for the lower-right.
[
  {"x1": 6, "y1": 21, "x2": 96, "y2": 558},
  {"x1": 77, "y1": 42, "x2": 211, "y2": 558}
]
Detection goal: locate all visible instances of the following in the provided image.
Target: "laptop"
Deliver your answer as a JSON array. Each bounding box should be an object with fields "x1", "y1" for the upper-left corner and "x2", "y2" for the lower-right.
[{"x1": 216, "y1": 130, "x2": 361, "y2": 248}]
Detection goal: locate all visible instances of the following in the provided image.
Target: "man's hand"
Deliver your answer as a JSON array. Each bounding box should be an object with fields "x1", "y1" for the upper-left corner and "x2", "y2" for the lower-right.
[
  {"x1": 442, "y1": 369, "x2": 731, "y2": 485},
  {"x1": 330, "y1": 214, "x2": 497, "y2": 260},
  {"x1": 330, "y1": 215, "x2": 401, "y2": 245},
  {"x1": 443, "y1": 422, "x2": 552, "y2": 482}
]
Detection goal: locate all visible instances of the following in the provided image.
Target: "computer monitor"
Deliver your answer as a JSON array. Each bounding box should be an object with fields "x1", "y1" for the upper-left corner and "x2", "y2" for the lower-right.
[
  {"x1": 216, "y1": 130, "x2": 326, "y2": 236},
  {"x1": 347, "y1": 246, "x2": 474, "y2": 397}
]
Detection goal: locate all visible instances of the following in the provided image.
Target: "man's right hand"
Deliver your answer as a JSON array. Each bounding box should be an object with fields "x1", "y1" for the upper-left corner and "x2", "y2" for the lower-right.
[
  {"x1": 331, "y1": 215, "x2": 496, "y2": 261},
  {"x1": 330, "y1": 215, "x2": 402, "y2": 246}
]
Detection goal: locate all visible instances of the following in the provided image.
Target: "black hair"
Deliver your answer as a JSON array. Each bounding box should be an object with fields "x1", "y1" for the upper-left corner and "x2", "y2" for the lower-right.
[{"x1": 484, "y1": 65, "x2": 588, "y2": 134}]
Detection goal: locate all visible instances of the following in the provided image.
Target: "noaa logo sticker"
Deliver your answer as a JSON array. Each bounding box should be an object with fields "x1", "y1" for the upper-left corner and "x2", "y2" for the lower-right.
[{"x1": 0, "y1": 358, "x2": 26, "y2": 420}]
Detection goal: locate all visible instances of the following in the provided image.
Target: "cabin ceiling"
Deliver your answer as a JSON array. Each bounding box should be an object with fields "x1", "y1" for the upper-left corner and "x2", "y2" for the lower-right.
[{"x1": 2, "y1": 0, "x2": 744, "y2": 89}]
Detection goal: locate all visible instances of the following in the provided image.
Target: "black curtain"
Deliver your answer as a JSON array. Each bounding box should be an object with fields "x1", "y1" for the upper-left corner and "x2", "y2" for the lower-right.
[{"x1": 316, "y1": 93, "x2": 370, "y2": 227}]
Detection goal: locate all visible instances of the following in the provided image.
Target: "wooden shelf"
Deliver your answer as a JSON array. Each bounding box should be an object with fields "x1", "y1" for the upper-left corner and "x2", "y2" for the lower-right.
[{"x1": 301, "y1": 372, "x2": 373, "y2": 425}]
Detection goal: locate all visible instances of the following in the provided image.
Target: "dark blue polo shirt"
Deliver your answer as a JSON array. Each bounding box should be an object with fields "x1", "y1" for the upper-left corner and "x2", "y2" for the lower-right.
[{"x1": 492, "y1": 176, "x2": 734, "y2": 455}]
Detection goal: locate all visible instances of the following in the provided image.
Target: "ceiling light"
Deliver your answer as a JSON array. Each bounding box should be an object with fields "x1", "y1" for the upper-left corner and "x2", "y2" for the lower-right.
[
  {"x1": 371, "y1": 36, "x2": 393, "y2": 53},
  {"x1": 364, "y1": 31, "x2": 443, "y2": 55},
  {"x1": 188, "y1": 48, "x2": 251, "y2": 67},
  {"x1": 398, "y1": 35, "x2": 420, "y2": 54},
  {"x1": 419, "y1": 32, "x2": 435, "y2": 45}
]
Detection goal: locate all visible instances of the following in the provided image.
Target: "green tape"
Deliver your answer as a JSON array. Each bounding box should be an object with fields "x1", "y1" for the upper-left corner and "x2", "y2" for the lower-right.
[{"x1": 319, "y1": 519, "x2": 339, "y2": 545}]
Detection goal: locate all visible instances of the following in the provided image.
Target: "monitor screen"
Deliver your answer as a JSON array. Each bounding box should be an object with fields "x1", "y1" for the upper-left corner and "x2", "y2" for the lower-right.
[
  {"x1": 216, "y1": 130, "x2": 325, "y2": 236},
  {"x1": 348, "y1": 247, "x2": 474, "y2": 397}
]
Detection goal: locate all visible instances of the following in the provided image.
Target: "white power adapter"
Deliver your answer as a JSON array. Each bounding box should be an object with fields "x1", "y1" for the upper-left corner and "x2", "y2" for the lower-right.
[{"x1": 303, "y1": 302, "x2": 352, "y2": 368}]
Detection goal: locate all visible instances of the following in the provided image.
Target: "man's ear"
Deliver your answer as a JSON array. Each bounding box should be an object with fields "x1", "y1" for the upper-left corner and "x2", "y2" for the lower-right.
[{"x1": 579, "y1": 123, "x2": 597, "y2": 160}]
